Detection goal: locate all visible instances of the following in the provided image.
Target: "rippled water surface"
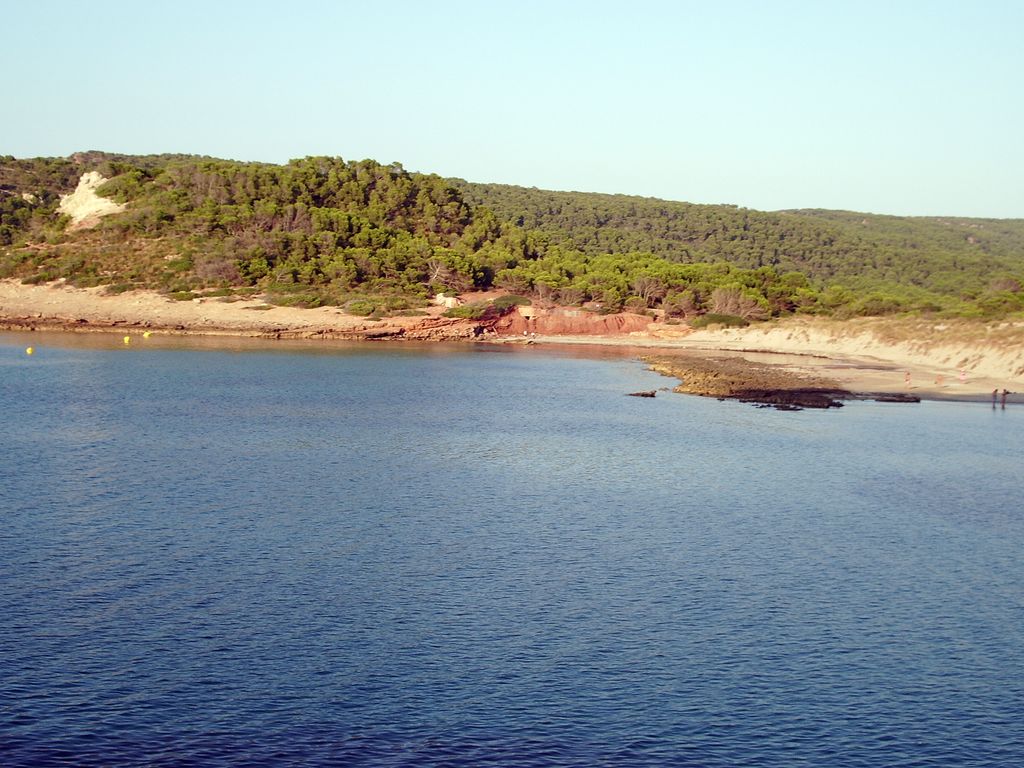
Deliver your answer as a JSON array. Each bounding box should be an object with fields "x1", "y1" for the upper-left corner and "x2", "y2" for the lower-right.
[{"x1": 2, "y1": 333, "x2": 1023, "y2": 766}]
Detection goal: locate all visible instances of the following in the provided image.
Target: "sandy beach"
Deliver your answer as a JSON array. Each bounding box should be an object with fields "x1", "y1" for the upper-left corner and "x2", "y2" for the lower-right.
[
  {"x1": 0, "y1": 279, "x2": 435, "y2": 336},
  {"x1": 2, "y1": 279, "x2": 1021, "y2": 401},
  {"x1": 533, "y1": 318, "x2": 1024, "y2": 402}
]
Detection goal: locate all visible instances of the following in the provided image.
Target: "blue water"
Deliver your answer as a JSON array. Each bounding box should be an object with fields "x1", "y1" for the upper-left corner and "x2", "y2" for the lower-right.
[{"x1": 2, "y1": 332, "x2": 1023, "y2": 767}]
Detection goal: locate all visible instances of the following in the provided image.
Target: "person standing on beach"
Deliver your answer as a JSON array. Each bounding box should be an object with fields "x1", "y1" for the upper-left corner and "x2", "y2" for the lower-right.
[
  {"x1": 1002, "y1": 389, "x2": 1010, "y2": 409},
  {"x1": 993, "y1": 389, "x2": 999, "y2": 408}
]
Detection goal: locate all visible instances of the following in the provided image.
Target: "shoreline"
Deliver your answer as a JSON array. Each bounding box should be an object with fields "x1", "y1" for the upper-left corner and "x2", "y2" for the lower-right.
[{"x1": 3, "y1": 279, "x2": 1021, "y2": 404}]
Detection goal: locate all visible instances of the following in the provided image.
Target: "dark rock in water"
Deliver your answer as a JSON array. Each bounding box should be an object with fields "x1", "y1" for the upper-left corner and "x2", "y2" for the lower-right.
[
  {"x1": 733, "y1": 388, "x2": 847, "y2": 410},
  {"x1": 628, "y1": 390, "x2": 657, "y2": 398},
  {"x1": 643, "y1": 354, "x2": 921, "y2": 413},
  {"x1": 868, "y1": 393, "x2": 921, "y2": 403}
]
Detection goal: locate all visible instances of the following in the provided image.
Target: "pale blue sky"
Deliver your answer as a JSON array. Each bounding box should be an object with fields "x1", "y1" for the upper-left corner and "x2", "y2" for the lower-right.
[{"x1": 3, "y1": 1, "x2": 1022, "y2": 217}]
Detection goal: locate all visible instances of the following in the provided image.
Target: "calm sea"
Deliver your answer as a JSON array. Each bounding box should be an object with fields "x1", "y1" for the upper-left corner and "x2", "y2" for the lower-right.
[{"x1": 2, "y1": 332, "x2": 1022, "y2": 767}]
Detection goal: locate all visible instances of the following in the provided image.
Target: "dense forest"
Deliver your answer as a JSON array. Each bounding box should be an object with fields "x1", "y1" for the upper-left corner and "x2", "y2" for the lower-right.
[{"x1": 2, "y1": 151, "x2": 1023, "y2": 320}]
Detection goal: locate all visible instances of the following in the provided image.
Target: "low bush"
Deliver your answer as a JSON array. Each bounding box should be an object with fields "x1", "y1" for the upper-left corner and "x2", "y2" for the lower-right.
[
  {"x1": 690, "y1": 313, "x2": 750, "y2": 329},
  {"x1": 269, "y1": 292, "x2": 323, "y2": 309},
  {"x1": 492, "y1": 294, "x2": 531, "y2": 310},
  {"x1": 444, "y1": 297, "x2": 529, "y2": 320},
  {"x1": 443, "y1": 303, "x2": 489, "y2": 320},
  {"x1": 344, "y1": 298, "x2": 376, "y2": 316},
  {"x1": 21, "y1": 271, "x2": 58, "y2": 285}
]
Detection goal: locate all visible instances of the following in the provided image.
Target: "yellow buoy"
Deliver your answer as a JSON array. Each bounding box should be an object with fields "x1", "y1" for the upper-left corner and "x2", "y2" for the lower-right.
[
  {"x1": 123, "y1": 335, "x2": 131, "y2": 344},
  {"x1": 26, "y1": 347, "x2": 34, "y2": 355},
  {"x1": 143, "y1": 331, "x2": 151, "y2": 338}
]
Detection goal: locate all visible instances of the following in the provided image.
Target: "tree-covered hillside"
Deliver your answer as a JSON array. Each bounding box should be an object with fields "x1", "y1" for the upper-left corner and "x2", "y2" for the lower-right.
[
  {"x1": 455, "y1": 182, "x2": 1024, "y2": 298},
  {"x1": 2, "y1": 152, "x2": 1022, "y2": 320}
]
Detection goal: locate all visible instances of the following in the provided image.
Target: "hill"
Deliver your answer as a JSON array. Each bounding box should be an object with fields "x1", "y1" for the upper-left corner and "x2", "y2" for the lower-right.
[
  {"x1": 455, "y1": 182, "x2": 1024, "y2": 297},
  {"x1": 2, "y1": 152, "x2": 1022, "y2": 320}
]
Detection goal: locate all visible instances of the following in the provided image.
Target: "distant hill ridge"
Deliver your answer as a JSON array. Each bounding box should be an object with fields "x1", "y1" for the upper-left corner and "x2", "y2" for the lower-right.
[
  {"x1": 1, "y1": 151, "x2": 1022, "y2": 319},
  {"x1": 454, "y1": 180, "x2": 1024, "y2": 293}
]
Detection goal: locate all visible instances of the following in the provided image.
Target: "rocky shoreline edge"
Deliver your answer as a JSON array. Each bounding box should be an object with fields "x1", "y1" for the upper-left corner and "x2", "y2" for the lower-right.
[
  {"x1": 0, "y1": 315, "x2": 980, "y2": 410},
  {"x1": 3, "y1": 281, "x2": 1016, "y2": 407},
  {"x1": 644, "y1": 354, "x2": 920, "y2": 410},
  {"x1": 0, "y1": 313, "x2": 492, "y2": 341}
]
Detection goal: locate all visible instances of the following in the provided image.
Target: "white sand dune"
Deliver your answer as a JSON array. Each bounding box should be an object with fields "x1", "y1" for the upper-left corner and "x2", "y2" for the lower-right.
[
  {"x1": 57, "y1": 172, "x2": 126, "y2": 229},
  {"x1": 679, "y1": 318, "x2": 1024, "y2": 384}
]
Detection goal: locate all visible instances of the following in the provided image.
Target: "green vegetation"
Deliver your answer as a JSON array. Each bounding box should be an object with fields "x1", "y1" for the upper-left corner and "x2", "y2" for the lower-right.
[
  {"x1": 491, "y1": 294, "x2": 531, "y2": 309},
  {"x1": 343, "y1": 298, "x2": 376, "y2": 316},
  {"x1": 2, "y1": 151, "x2": 1022, "y2": 321},
  {"x1": 690, "y1": 314, "x2": 751, "y2": 329},
  {"x1": 456, "y1": 182, "x2": 1024, "y2": 297}
]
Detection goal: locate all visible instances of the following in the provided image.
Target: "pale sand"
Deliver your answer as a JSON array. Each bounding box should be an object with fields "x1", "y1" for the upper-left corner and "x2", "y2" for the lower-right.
[
  {"x1": 534, "y1": 318, "x2": 1024, "y2": 400},
  {"x1": 2, "y1": 280, "x2": 1021, "y2": 400},
  {"x1": 688, "y1": 315, "x2": 1024, "y2": 400},
  {"x1": 57, "y1": 172, "x2": 126, "y2": 229},
  {"x1": 0, "y1": 279, "x2": 441, "y2": 335}
]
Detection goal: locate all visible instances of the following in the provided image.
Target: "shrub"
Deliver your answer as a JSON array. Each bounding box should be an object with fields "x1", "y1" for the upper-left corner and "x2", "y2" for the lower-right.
[
  {"x1": 443, "y1": 303, "x2": 489, "y2": 320},
  {"x1": 70, "y1": 275, "x2": 105, "y2": 288},
  {"x1": 690, "y1": 313, "x2": 750, "y2": 329},
  {"x1": 710, "y1": 286, "x2": 768, "y2": 320},
  {"x1": 382, "y1": 295, "x2": 418, "y2": 311},
  {"x1": 22, "y1": 271, "x2": 58, "y2": 285},
  {"x1": 164, "y1": 257, "x2": 192, "y2": 274},
  {"x1": 847, "y1": 294, "x2": 904, "y2": 317},
  {"x1": 270, "y1": 292, "x2": 323, "y2": 309},
  {"x1": 0, "y1": 249, "x2": 29, "y2": 277},
  {"x1": 57, "y1": 255, "x2": 86, "y2": 277},
  {"x1": 492, "y1": 294, "x2": 532, "y2": 310},
  {"x1": 194, "y1": 255, "x2": 241, "y2": 283},
  {"x1": 344, "y1": 298, "x2": 376, "y2": 316}
]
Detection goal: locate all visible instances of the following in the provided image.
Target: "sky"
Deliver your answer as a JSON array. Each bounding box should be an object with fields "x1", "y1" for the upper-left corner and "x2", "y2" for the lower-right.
[{"x1": 3, "y1": 0, "x2": 1022, "y2": 218}]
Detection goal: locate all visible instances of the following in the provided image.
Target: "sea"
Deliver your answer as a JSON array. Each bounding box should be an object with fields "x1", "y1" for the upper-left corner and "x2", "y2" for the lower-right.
[{"x1": 2, "y1": 331, "x2": 1022, "y2": 767}]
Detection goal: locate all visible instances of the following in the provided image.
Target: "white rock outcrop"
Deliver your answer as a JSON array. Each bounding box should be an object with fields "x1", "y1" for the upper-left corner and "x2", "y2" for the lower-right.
[
  {"x1": 433, "y1": 293, "x2": 461, "y2": 309},
  {"x1": 58, "y1": 171, "x2": 126, "y2": 228}
]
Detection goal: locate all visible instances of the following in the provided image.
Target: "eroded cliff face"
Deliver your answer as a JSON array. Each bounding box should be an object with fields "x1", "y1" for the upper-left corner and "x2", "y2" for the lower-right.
[
  {"x1": 493, "y1": 306, "x2": 653, "y2": 336},
  {"x1": 263, "y1": 317, "x2": 490, "y2": 341},
  {"x1": 265, "y1": 305, "x2": 661, "y2": 341}
]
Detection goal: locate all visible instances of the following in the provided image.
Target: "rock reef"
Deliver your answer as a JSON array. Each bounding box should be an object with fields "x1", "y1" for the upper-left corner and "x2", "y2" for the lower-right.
[{"x1": 644, "y1": 354, "x2": 919, "y2": 410}]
